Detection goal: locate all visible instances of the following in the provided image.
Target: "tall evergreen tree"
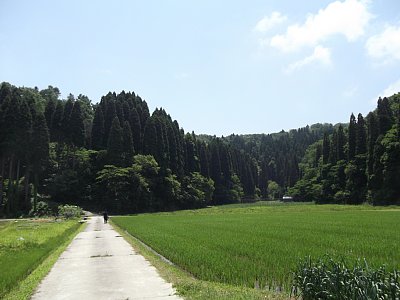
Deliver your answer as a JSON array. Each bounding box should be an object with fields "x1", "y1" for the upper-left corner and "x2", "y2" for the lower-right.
[
  {"x1": 107, "y1": 117, "x2": 124, "y2": 166},
  {"x1": 322, "y1": 132, "x2": 330, "y2": 164},
  {"x1": 39, "y1": 86, "x2": 60, "y2": 103},
  {"x1": 69, "y1": 101, "x2": 85, "y2": 147},
  {"x1": 199, "y1": 142, "x2": 210, "y2": 178},
  {"x1": 377, "y1": 97, "x2": 393, "y2": 136},
  {"x1": 62, "y1": 98, "x2": 74, "y2": 144},
  {"x1": 329, "y1": 131, "x2": 338, "y2": 164},
  {"x1": 122, "y1": 121, "x2": 134, "y2": 166},
  {"x1": 91, "y1": 106, "x2": 105, "y2": 150},
  {"x1": 51, "y1": 100, "x2": 64, "y2": 142},
  {"x1": 356, "y1": 113, "x2": 367, "y2": 155},
  {"x1": 31, "y1": 113, "x2": 50, "y2": 211},
  {"x1": 337, "y1": 125, "x2": 345, "y2": 161},
  {"x1": 185, "y1": 133, "x2": 200, "y2": 173},
  {"x1": 104, "y1": 99, "x2": 117, "y2": 146},
  {"x1": 348, "y1": 113, "x2": 356, "y2": 160},
  {"x1": 366, "y1": 112, "x2": 379, "y2": 182},
  {"x1": 166, "y1": 122, "x2": 179, "y2": 174},
  {"x1": 44, "y1": 99, "x2": 56, "y2": 131},
  {"x1": 129, "y1": 107, "x2": 142, "y2": 152},
  {"x1": 143, "y1": 116, "x2": 159, "y2": 160}
]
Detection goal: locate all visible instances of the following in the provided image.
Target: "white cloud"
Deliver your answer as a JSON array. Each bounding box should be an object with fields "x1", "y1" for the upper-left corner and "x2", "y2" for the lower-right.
[
  {"x1": 270, "y1": 0, "x2": 372, "y2": 52},
  {"x1": 380, "y1": 79, "x2": 400, "y2": 98},
  {"x1": 285, "y1": 46, "x2": 332, "y2": 73},
  {"x1": 254, "y1": 12, "x2": 287, "y2": 33},
  {"x1": 366, "y1": 25, "x2": 400, "y2": 63},
  {"x1": 370, "y1": 79, "x2": 400, "y2": 104}
]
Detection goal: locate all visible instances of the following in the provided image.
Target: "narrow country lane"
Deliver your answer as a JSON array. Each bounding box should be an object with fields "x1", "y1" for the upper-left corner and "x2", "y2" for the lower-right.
[{"x1": 31, "y1": 216, "x2": 181, "y2": 300}]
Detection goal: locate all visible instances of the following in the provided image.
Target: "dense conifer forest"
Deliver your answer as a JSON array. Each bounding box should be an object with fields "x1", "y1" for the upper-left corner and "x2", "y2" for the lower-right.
[{"x1": 0, "y1": 81, "x2": 399, "y2": 216}]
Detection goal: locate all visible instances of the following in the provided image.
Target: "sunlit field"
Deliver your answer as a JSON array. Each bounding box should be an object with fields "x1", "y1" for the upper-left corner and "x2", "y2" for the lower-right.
[
  {"x1": 112, "y1": 203, "x2": 400, "y2": 289},
  {"x1": 0, "y1": 219, "x2": 81, "y2": 297}
]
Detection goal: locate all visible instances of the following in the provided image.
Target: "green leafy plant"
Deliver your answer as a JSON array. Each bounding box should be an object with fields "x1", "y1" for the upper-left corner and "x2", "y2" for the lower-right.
[
  {"x1": 291, "y1": 255, "x2": 400, "y2": 299},
  {"x1": 58, "y1": 204, "x2": 83, "y2": 219},
  {"x1": 29, "y1": 201, "x2": 52, "y2": 217}
]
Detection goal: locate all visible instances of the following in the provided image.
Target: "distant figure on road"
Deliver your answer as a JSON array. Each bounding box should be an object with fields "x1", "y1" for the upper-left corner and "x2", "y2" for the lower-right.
[{"x1": 103, "y1": 211, "x2": 109, "y2": 224}]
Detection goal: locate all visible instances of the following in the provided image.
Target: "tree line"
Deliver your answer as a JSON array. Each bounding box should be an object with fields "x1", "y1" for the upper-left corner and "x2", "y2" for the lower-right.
[
  {"x1": 0, "y1": 81, "x2": 399, "y2": 216},
  {"x1": 289, "y1": 95, "x2": 400, "y2": 205}
]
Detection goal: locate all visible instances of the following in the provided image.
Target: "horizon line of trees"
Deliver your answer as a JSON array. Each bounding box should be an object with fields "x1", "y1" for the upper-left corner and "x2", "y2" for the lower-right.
[
  {"x1": 1, "y1": 81, "x2": 399, "y2": 216},
  {"x1": 289, "y1": 95, "x2": 400, "y2": 205}
]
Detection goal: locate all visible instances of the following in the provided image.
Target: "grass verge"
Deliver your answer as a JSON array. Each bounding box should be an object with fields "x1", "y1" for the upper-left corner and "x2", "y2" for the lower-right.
[
  {"x1": 1, "y1": 219, "x2": 85, "y2": 300},
  {"x1": 110, "y1": 218, "x2": 287, "y2": 300}
]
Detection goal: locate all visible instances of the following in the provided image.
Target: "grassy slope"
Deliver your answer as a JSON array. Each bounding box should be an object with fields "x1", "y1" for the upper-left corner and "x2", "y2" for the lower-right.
[
  {"x1": 0, "y1": 219, "x2": 83, "y2": 298},
  {"x1": 112, "y1": 203, "x2": 400, "y2": 292}
]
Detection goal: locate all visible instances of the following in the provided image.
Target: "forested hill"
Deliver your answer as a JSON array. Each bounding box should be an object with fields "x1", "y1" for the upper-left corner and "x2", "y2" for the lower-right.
[
  {"x1": 198, "y1": 123, "x2": 336, "y2": 197},
  {"x1": 289, "y1": 94, "x2": 400, "y2": 205},
  {"x1": 0, "y1": 82, "x2": 399, "y2": 216}
]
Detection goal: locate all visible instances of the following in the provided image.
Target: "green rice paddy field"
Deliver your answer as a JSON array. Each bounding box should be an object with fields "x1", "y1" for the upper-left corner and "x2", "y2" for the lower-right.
[
  {"x1": 0, "y1": 219, "x2": 81, "y2": 297},
  {"x1": 112, "y1": 203, "x2": 400, "y2": 289}
]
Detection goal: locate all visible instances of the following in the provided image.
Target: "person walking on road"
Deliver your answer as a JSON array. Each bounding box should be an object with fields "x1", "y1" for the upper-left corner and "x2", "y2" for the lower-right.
[{"x1": 103, "y1": 211, "x2": 109, "y2": 223}]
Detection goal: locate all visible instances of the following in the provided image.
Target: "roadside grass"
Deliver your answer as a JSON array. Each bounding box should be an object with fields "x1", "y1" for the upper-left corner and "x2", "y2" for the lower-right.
[
  {"x1": 112, "y1": 203, "x2": 400, "y2": 293},
  {"x1": 111, "y1": 219, "x2": 286, "y2": 300},
  {"x1": 0, "y1": 219, "x2": 84, "y2": 299}
]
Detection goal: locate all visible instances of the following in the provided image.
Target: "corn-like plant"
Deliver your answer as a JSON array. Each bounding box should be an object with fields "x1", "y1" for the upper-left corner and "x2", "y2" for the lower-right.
[{"x1": 291, "y1": 256, "x2": 400, "y2": 299}]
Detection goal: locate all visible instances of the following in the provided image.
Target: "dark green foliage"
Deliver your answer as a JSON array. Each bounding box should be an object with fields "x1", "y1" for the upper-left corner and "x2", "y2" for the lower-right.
[
  {"x1": 76, "y1": 94, "x2": 94, "y2": 146},
  {"x1": 143, "y1": 116, "x2": 158, "y2": 158},
  {"x1": 107, "y1": 117, "x2": 124, "y2": 166},
  {"x1": 329, "y1": 131, "x2": 337, "y2": 164},
  {"x1": 294, "y1": 94, "x2": 400, "y2": 205},
  {"x1": 292, "y1": 256, "x2": 400, "y2": 300},
  {"x1": 44, "y1": 99, "x2": 56, "y2": 131},
  {"x1": 379, "y1": 128, "x2": 400, "y2": 203},
  {"x1": 16, "y1": 99, "x2": 33, "y2": 161},
  {"x1": 336, "y1": 125, "x2": 345, "y2": 161},
  {"x1": 2, "y1": 80, "x2": 399, "y2": 216},
  {"x1": 180, "y1": 172, "x2": 215, "y2": 208},
  {"x1": 61, "y1": 99, "x2": 74, "y2": 144},
  {"x1": 366, "y1": 112, "x2": 378, "y2": 178},
  {"x1": 377, "y1": 97, "x2": 393, "y2": 135},
  {"x1": 69, "y1": 101, "x2": 85, "y2": 147},
  {"x1": 31, "y1": 113, "x2": 50, "y2": 210},
  {"x1": 39, "y1": 86, "x2": 60, "y2": 102},
  {"x1": 322, "y1": 132, "x2": 330, "y2": 164},
  {"x1": 184, "y1": 133, "x2": 200, "y2": 173},
  {"x1": 103, "y1": 96, "x2": 117, "y2": 145},
  {"x1": 356, "y1": 113, "x2": 367, "y2": 155},
  {"x1": 128, "y1": 107, "x2": 141, "y2": 152},
  {"x1": 51, "y1": 100, "x2": 64, "y2": 143},
  {"x1": 348, "y1": 113, "x2": 356, "y2": 161},
  {"x1": 91, "y1": 106, "x2": 105, "y2": 150},
  {"x1": 122, "y1": 121, "x2": 134, "y2": 166}
]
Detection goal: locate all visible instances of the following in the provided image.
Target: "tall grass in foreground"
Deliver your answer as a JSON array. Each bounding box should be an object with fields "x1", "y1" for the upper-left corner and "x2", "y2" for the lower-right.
[
  {"x1": 112, "y1": 204, "x2": 400, "y2": 290},
  {"x1": 292, "y1": 256, "x2": 400, "y2": 299},
  {"x1": 0, "y1": 219, "x2": 80, "y2": 297}
]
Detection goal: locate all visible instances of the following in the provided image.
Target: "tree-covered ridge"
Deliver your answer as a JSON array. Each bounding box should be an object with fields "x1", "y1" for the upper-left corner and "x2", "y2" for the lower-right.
[
  {"x1": 1, "y1": 81, "x2": 399, "y2": 216},
  {"x1": 290, "y1": 94, "x2": 400, "y2": 205}
]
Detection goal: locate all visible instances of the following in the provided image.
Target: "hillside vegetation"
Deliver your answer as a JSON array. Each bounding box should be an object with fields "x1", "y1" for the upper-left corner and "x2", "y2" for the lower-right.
[{"x1": 0, "y1": 81, "x2": 399, "y2": 216}]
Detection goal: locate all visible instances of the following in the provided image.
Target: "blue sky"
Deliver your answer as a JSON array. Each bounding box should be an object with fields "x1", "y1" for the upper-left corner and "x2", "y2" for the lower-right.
[{"x1": 0, "y1": 0, "x2": 399, "y2": 136}]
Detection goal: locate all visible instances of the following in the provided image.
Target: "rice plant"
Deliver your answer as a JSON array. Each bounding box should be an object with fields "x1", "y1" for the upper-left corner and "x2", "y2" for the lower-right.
[
  {"x1": 291, "y1": 255, "x2": 400, "y2": 299},
  {"x1": 112, "y1": 203, "x2": 400, "y2": 291}
]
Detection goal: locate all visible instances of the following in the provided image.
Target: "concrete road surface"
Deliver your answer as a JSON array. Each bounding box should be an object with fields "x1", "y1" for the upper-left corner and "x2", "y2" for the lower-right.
[{"x1": 31, "y1": 215, "x2": 182, "y2": 300}]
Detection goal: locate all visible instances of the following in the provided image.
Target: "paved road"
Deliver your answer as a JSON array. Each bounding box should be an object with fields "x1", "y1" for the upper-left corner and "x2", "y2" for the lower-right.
[{"x1": 31, "y1": 216, "x2": 181, "y2": 300}]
